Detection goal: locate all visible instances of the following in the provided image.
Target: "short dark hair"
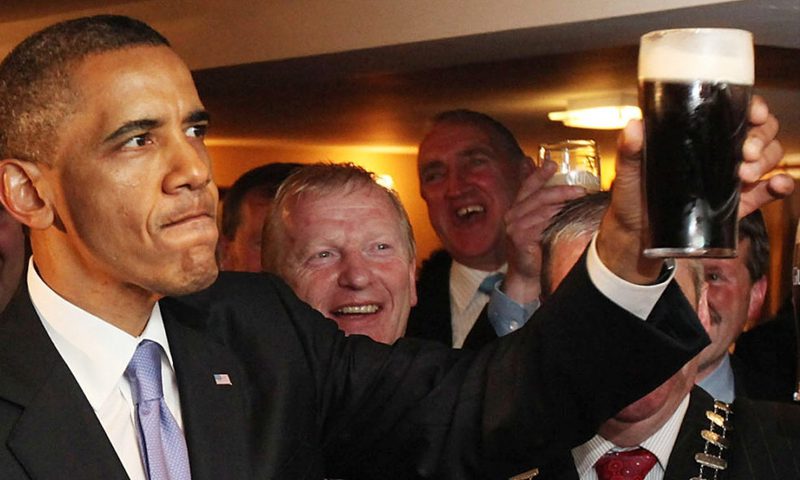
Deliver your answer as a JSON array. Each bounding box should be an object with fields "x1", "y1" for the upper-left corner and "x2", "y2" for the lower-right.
[
  {"x1": 430, "y1": 109, "x2": 526, "y2": 161},
  {"x1": 220, "y1": 163, "x2": 303, "y2": 240},
  {"x1": 739, "y1": 210, "x2": 769, "y2": 282},
  {"x1": 0, "y1": 15, "x2": 169, "y2": 163}
]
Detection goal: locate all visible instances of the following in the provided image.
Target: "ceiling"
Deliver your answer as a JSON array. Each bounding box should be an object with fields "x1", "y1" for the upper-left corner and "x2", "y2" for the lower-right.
[{"x1": 0, "y1": 0, "x2": 798, "y2": 177}]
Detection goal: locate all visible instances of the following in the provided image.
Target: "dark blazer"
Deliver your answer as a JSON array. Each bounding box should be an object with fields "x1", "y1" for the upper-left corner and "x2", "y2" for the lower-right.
[
  {"x1": 734, "y1": 297, "x2": 798, "y2": 403},
  {"x1": 405, "y1": 249, "x2": 498, "y2": 349},
  {"x1": 533, "y1": 387, "x2": 800, "y2": 479},
  {"x1": 0, "y1": 258, "x2": 707, "y2": 479},
  {"x1": 730, "y1": 353, "x2": 789, "y2": 402}
]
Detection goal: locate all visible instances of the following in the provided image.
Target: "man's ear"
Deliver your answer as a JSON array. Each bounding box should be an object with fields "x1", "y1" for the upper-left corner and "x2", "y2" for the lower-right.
[
  {"x1": 0, "y1": 159, "x2": 53, "y2": 229},
  {"x1": 747, "y1": 276, "x2": 768, "y2": 323}
]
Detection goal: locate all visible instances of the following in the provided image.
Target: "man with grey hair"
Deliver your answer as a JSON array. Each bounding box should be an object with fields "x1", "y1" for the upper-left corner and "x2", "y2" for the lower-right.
[
  {"x1": 540, "y1": 192, "x2": 611, "y2": 299},
  {"x1": 262, "y1": 163, "x2": 416, "y2": 344}
]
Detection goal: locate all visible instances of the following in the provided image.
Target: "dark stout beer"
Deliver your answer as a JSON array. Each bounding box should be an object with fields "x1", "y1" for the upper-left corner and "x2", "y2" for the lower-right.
[
  {"x1": 641, "y1": 80, "x2": 751, "y2": 256},
  {"x1": 639, "y1": 28, "x2": 753, "y2": 257}
]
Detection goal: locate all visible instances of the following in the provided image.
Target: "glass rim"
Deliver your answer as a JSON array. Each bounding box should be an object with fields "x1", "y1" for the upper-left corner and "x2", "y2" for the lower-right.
[
  {"x1": 640, "y1": 27, "x2": 752, "y2": 41},
  {"x1": 539, "y1": 139, "x2": 597, "y2": 149}
]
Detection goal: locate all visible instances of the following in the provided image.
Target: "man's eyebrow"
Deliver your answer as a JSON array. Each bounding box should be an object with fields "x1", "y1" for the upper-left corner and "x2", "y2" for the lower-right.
[
  {"x1": 104, "y1": 119, "x2": 160, "y2": 144},
  {"x1": 419, "y1": 160, "x2": 444, "y2": 172},
  {"x1": 185, "y1": 109, "x2": 210, "y2": 124},
  {"x1": 102, "y1": 110, "x2": 209, "y2": 145},
  {"x1": 461, "y1": 146, "x2": 493, "y2": 157}
]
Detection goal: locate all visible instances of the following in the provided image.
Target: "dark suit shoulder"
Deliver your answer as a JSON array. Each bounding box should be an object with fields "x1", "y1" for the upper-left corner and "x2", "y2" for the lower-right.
[
  {"x1": 406, "y1": 250, "x2": 453, "y2": 345},
  {"x1": 734, "y1": 299, "x2": 797, "y2": 402},
  {"x1": 163, "y1": 271, "x2": 339, "y2": 336},
  {"x1": 730, "y1": 354, "x2": 791, "y2": 403},
  {"x1": 727, "y1": 397, "x2": 800, "y2": 478}
]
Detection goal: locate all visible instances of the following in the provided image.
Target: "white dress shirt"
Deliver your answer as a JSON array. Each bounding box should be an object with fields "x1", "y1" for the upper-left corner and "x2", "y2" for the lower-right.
[
  {"x1": 572, "y1": 394, "x2": 690, "y2": 480},
  {"x1": 448, "y1": 262, "x2": 507, "y2": 347},
  {"x1": 28, "y1": 259, "x2": 185, "y2": 480}
]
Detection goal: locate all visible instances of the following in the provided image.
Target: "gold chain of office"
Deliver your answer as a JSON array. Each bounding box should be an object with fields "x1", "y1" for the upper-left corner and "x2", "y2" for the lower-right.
[{"x1": 690, "y1": 400, "x2": 732, "y2": 480}]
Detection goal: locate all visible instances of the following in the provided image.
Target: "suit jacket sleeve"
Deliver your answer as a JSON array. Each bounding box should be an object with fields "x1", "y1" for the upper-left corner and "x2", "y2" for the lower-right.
[{"x1": 169, "y1": 252, "x2": 708, "y2": 479}]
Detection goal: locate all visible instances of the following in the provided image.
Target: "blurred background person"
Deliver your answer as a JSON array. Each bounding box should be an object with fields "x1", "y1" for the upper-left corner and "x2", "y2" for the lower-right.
[
  {"x1": 219, "y1": 162, "x2": 302, "y2": 272},
  {"x1": 539, "y1": 193, "x2": 800, "y2": 479},
  {"x1": 407, "y1": 109, "x2": 583, "y2": 348},
  {"x1": 263, "y1": 163, "x2": 415, "y2": 344},
  {"x1": 696, "y1": 211, "x2": 787, "y2": 402},
  {"x1": 542, "y1": 195, "x2": 785, "y2": 401}
]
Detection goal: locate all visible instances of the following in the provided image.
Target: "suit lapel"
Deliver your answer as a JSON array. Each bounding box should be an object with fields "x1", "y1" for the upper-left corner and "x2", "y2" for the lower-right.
[
  {"x1": 0, "y1": 289, "x2": 127, "y2": 479},
  {"x1": 462, "y1": 304, "x2": 498, "y2": 350},
  {"x1": 162, "y1": 304, "x2": 250, "y2": 480},
  {"x1": 406, "y1": 250, "x2": 454, "y2": 346}
]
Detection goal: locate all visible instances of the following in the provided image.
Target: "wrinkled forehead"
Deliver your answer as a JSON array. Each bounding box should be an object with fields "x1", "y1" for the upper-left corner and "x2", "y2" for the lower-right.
[{"x1": 418, "y1": 121, "x2": 496, "y2": 158}]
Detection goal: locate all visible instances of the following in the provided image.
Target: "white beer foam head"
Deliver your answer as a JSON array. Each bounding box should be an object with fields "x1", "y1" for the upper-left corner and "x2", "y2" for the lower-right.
[{"x1": 638, "y1": 28, "x2": 753, "y2": 85}]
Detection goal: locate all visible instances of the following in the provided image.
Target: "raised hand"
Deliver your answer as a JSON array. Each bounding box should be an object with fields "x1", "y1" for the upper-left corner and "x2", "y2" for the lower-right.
[
  {"x1": 502, "y1": 160, "x2": 585, "y2": 303},
  {"x1": 597, "y1": 94, "x2": 793, "y2": 285}
]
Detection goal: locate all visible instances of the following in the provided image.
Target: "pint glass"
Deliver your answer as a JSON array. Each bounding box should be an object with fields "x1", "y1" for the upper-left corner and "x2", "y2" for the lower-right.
[
  {"x1": 537, "y1": 140, "x2": 601, "y2": 192},
  {"x1": 639, "y1": 28, "x2": 753, "y2": 258}
]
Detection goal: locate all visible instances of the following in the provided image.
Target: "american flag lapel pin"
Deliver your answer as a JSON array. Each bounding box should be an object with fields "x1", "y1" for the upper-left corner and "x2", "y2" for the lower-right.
[{"x1": 213, "y1": 373, "x2": 232, "y2": 386}]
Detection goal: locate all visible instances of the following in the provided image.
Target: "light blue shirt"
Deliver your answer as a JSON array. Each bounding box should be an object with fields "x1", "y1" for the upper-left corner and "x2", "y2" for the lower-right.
[
  {"x1": 696, "y1": 353, "x2": 735, "y2": 403},
  {"x1": 487, "y1": 278, "x2": 539, "y2": 336}
]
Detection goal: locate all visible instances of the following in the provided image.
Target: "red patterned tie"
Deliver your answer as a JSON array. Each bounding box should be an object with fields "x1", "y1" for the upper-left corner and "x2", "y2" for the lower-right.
[{"x1": 594, "y1": 447, "x2": 658, "y2": 480}]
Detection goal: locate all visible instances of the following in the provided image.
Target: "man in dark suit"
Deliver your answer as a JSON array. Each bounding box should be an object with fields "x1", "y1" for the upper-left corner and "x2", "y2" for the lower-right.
[
  {"x1": 407, "y1": 110, "x2": 584, "y2": 348},
  {"x1": 734, "y1": 298, "x2": 799, "y2": 402},
  {"x1": 535, "y1": 194, "x2": 800, "y2": 479},
  {"x1": 0, "y1": 14, "x2": 790, "y2": 480},
  {"x1": 696, "y1": 211, "x2": 789, "y2": 403}
]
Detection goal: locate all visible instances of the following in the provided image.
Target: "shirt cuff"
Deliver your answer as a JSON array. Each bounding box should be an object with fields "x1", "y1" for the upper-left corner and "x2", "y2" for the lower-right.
[
  {"x1": 487, "y1": 280, "x2": 540, "y2": 336},
  {"x1": 586, "y1": 233, "x2": 675, "y2": 320}
]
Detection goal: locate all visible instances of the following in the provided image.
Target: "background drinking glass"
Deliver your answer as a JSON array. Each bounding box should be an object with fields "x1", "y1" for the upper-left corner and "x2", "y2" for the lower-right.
[
  {"x1": 639, "y1": 28, "x2": 753, "y2": 258},
  {"x1": 537, "y1": 139, "x2": 601, "y2": 192}
]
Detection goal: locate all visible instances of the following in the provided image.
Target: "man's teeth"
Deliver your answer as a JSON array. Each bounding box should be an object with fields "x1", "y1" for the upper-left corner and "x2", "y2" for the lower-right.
[
  {"x1": 336, "y1": 304, "x2": 380, "y2": 314},
  {"x1": 456, "y1": 205, "x2": 485, "y2": 217}
]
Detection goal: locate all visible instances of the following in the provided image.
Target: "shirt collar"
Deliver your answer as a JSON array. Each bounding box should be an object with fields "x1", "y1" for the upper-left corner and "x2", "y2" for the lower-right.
[
  {"x1": 572, "y1": 394, "x2": 690, "y2": 476},
  {"x1": 27, "y1": 257, "x2": 175, "y2": 411},
  {"x1": 449, "y1": 260, "x2": 507, "y2": 312},
  {"x1": 696, "y1": 354, "x2": 735, "y2": 403}
]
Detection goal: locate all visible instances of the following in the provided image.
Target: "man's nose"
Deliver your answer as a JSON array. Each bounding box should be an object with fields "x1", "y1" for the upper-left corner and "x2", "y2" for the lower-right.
[
  {"x1": 444, "y1": 169, "x2": 469, "y2": 198},
  {"x1": 337, "y1": 253, "x2": 372, "y2": 289},
  {"x1": 163, "y1": 133, "x2": 212, "y2": 193}
]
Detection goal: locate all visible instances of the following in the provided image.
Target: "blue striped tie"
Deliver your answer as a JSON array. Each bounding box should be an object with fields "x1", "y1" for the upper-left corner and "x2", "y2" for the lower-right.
[{"x1": 125, "y1": 340, "x2": 192, "y2": 480}]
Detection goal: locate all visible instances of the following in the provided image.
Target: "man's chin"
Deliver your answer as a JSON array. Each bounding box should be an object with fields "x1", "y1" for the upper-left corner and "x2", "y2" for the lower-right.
[{"x1": 163, "y1": 258, "x2": 219, "y2": 296}]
